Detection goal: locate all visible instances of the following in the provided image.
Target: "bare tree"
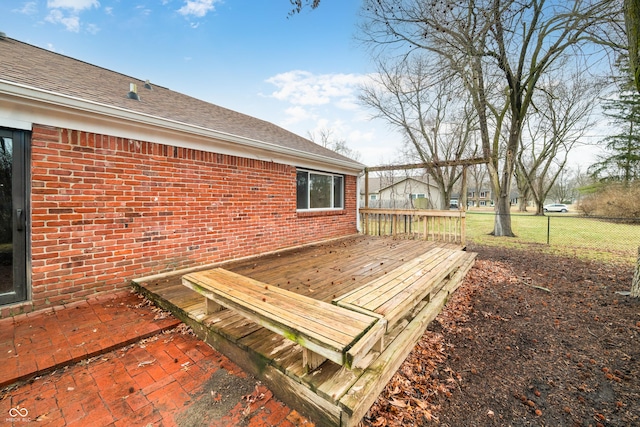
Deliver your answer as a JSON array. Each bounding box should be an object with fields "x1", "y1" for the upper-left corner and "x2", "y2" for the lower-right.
[
  {"x1": 518, "y1": 69, "x2": 602, "y2": 215},
  {"x1": 360, "y1": 57, "x2": 476, "y2": 209},
  {"x1": 288, "y1": 0, "x2": 321, "y2": 15},
  {"x1": 359, "y1": 0, "x2": 619, "y2": 236},
  {"x1": 514, "y1": 161, "x2": 533, "y2": 212},
  {"x1": 570, "y1": 165, "x2": 595, "y2": 204},
  {"x1": 548, "y1": 168, "x2": 577, "y2": 204},
  {"x1": 467, "y1": 162, "x2": 489, "y2": 208},
  {"x1": 308, "y1": 128, "x2": 362, "y2": 162}
]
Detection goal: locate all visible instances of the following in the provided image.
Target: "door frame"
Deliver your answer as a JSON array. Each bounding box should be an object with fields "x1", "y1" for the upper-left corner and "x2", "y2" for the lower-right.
[{"x1": 0, "y1": 128, "x2": 30, "y2": 306}]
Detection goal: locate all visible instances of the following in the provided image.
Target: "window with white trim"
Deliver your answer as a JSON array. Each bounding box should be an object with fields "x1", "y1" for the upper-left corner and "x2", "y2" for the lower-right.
[{"x1": 296, "y1": 169, "x2": 344, "y2": 210}]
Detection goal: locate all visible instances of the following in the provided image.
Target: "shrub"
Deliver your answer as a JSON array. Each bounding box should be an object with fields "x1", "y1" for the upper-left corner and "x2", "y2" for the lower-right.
[{"x1": 578, "y1": 182, "x2": 640, "y2": 218}]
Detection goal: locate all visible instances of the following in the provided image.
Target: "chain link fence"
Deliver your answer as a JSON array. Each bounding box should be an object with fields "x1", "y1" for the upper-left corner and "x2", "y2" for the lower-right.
[{"x1": 465, "y1": 211, "x2": 640, "y2": 263}]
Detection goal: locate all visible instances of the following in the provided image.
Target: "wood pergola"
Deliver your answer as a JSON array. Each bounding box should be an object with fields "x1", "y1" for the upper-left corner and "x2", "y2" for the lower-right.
[{"x1": 362, "y1": 156, "x2": 490, "y2": 211}]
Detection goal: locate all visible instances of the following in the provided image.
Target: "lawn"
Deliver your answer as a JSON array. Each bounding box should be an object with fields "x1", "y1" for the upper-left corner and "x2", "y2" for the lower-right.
[{"x1": 465, "y1": 210, "x2": 640, "y2": 265}]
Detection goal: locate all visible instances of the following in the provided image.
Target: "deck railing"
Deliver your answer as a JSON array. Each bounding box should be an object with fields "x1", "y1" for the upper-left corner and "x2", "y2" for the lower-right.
[{"x1": 359, "y1": 208, "x2": 466, "y2": 245}]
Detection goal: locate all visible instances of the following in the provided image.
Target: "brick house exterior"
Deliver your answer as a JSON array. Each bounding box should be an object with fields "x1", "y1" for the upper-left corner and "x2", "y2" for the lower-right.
[{"x1": 0, "y1": 37, "x2": 363, "y2": 316}]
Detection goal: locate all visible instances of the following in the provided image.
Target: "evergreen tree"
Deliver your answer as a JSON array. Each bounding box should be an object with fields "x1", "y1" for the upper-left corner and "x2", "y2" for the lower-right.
[{"x1": 589, "y1": 60, "x2": 640, "y2": 183}]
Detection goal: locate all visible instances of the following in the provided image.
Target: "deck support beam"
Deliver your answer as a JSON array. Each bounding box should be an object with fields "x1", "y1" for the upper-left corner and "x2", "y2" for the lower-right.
[
  {"x1": 303, "y1": 349, "x2": 327, "y2": 373},
  {"x1": 206, "y1": 297, "x2": 225, "y2": 314}
]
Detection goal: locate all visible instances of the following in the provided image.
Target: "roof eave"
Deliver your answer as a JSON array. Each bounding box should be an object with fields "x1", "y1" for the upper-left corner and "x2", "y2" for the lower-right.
[{"x1": 0, "y1": 80, "x2": 365, "y2": 174}]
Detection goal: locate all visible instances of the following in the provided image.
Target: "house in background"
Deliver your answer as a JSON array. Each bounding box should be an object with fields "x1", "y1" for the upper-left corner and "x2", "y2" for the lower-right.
[
  {"x1": 360, "y1": 174, "x2": 442, "y2": 209},
  {"x1": 449, "y1": 188, "x2": 494, "y2": 209},
  {"x1": 466, "y1": 188, "x2": 493, "y2": 208},
  {"x1": 0, "y1": 36, "x2": 364, "y2": 316}
]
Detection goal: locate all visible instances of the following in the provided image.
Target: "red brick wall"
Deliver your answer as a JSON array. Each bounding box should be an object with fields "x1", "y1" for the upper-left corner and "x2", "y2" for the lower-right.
[{"x1": 29, "y1": 125, "x2": 358, "y2": 308}]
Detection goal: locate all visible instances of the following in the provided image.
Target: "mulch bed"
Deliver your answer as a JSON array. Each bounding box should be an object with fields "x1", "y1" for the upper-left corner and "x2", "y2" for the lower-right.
[{"x1": 363, "y1": 244, "x2": 640, "y2": 426}]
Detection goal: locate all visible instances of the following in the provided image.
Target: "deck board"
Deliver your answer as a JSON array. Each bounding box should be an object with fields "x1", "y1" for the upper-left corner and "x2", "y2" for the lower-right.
[
  {"x1": 229, "y1": 238, "x2": 441, "y2": 303},
  {"x1": 133, "y1": 235, "x2": 475, "y2": 427}
]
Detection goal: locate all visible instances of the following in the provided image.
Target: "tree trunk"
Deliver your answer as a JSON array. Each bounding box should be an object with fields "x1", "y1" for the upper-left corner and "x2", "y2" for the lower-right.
[
  {"x1": 632, "y1": 246, "x2": 640, "y2": 298},
  {"x1": 460, "y1": 166, "x2": 468, "y2": 212},
  {"x1": 492, "y1": 146, "x2": 517, "y2": 236},
  {"x1": 487, "y1": 161, "x2": 515, "y2": 236},
  {"x1": 518, "y1": 196, "x2": 528, "y2": 212},
  {"x1": 438, "y1": 188, "x2": 449, "y2": 210},
  {"x1": 493, "y1": 194, "x2": 514, "y2": 236},
  {"x1": 625, "y1": 0, "x2": 640, "y2": 93}
]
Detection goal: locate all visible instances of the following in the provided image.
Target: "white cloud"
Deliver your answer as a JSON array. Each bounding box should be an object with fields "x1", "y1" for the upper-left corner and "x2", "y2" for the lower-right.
[
  {"x1": 177, "y1": 0, "x2": 219, "y2": 18},
  {"x1": 264, "y1": 70, "x2": 403, "y2": 165},
  {"x1": 309, "y1": 119, "x2": 374, "y2": 147},
  {"x1": 44, "y1": 0, "x2": 99, "y2": 32},
  {"x1": 282, "y1": 106, "x2": 316, "y2": 125},
  {"x1": 45, "y1": 9, "x2": 80, "y2": 32},
  {"x1": 86, "y1": 23, "x2": 100, "y2": 34},
  {"x1": 348, "y1": 129, "x2": 376, "y2": 144},
  {"x1": 134, "y1": 5, "x2": 152, "y2": 16},
  {"x1": 47, "y1": 0, "x2": 99, "y2": 11},
  {"x1": 104, "y1": 6, "x2": 112, "y2": 15},
  {"x1": 266, "y1": 70, "x2": 367, "y2": 108},
  {"x1": 14, "y1": 2, "x2": 38, "y2": 15},
  {"x1": 335, "y1": 96, "x2": 361, "y2": 111}
]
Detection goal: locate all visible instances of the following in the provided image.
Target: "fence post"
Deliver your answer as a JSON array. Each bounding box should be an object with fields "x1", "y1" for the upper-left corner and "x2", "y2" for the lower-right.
[
  {"x1": 547, "y1": 216, "x2": 550, "y2": 245},
  {"x1": 632, "y1": 247, "x2": 640, "y2": 298}
]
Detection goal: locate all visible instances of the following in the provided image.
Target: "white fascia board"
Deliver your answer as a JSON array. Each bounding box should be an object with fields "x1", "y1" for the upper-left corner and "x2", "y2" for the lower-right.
[{"x1": 0, "y1": 81, "x2": 364, "y2": 176}]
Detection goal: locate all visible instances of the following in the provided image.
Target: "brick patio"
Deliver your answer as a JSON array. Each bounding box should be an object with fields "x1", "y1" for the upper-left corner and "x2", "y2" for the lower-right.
[{"x1": 0, "y1": 291, "x2": 313, "y2": 426}]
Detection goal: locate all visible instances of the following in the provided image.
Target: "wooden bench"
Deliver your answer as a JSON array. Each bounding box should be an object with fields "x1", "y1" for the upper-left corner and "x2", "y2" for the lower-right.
[
  {"x1": 181, "y1": 268, "x2": 386, "y2": 372},
  {"x1": 333, "y1": 247, "x2": 468, "y2": 330}
]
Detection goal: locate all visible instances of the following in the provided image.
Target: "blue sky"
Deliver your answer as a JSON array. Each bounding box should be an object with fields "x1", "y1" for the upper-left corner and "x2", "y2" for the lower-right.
[
  {"x1": 1, "y1": 0, "x2": 607, "y2": 170},
  {"x1": 1, "y1": 0, "x2": 402, "y2": 166}
]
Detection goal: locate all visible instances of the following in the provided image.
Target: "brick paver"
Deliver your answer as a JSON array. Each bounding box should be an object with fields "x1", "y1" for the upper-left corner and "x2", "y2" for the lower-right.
[
  {"x1": 0, "y1": 292, "x2": 314, "y2": 426},
  {"x1": 0, "y1": 291, "x2": 181, "y2": 388},
  {"x1": 1, "y1": 330, "x2": 311, "y2": 426}
]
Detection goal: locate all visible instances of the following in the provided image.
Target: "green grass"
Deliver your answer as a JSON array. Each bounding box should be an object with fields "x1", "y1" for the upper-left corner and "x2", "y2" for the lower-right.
[{"x1": 466, "y1": 211, "x2": 640, "y2": 265}]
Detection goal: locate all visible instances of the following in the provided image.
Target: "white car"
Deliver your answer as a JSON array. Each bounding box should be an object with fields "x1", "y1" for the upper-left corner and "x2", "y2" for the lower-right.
[{"x1": 544, "y1": 203, "x2": 568, "y2": 213}]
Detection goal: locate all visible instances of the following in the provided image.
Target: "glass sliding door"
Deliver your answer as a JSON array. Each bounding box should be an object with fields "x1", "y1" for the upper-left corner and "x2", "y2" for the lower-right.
[{"x1": 0, "y1": 128, "x2": 29, "y2": 306}]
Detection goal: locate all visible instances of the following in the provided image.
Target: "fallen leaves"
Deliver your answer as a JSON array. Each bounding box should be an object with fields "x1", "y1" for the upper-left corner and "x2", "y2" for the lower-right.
[
  {"x1": 241, "y1": 384, "x2": 269, "y2": 416},
  {"x1": 389, "y1": 398, "x2": 407, "y2": 408},
  {"x1": 363, "y1": 246, "x2": 639, "y2": 426},
  {"x1": 363, "y1": 311, "x2": 459, "y2": 425}
]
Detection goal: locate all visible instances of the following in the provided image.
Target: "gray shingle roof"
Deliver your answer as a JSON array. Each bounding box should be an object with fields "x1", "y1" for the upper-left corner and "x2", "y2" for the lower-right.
[{"x1": 0, "y1": 37, "x2": 362, "y2": 168}]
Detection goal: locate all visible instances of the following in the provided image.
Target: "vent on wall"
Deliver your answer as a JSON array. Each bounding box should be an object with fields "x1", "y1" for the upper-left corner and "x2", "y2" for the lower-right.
[
  {"x1": 144, "y1": 80, "x2": 153, "y2": 90},
  {"x1": 127, "y1": 83, "x2": 140, "y2": 101},
  {"x1": 0, "y1": 32, "x2": 7, "y2": 41}
]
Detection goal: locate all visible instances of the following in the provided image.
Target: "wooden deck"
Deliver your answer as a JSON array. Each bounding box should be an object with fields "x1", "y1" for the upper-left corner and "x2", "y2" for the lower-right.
[{"x1": 133, "y1": 235, "x2": 476, "y2": 426}]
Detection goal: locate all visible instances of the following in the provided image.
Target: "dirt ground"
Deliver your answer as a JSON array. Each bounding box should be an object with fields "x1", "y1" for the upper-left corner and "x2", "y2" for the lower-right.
[{"x1": 364, "y1": 244, "x2": 640, "y2": 427}]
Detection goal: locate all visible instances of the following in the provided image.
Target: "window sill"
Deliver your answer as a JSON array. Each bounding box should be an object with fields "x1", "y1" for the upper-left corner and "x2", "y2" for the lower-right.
[{"x1": 297, "y1": 210, "x2": 346, "y2": 218}]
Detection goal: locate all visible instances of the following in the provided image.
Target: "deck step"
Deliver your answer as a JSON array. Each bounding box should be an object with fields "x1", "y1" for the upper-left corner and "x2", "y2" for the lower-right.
[
  {"x1": 338, "y1": 251, "x2": 477, "y2": 424},
  {"x1": 334, "y1": 248, "x2": 471, "y2": 331}
]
